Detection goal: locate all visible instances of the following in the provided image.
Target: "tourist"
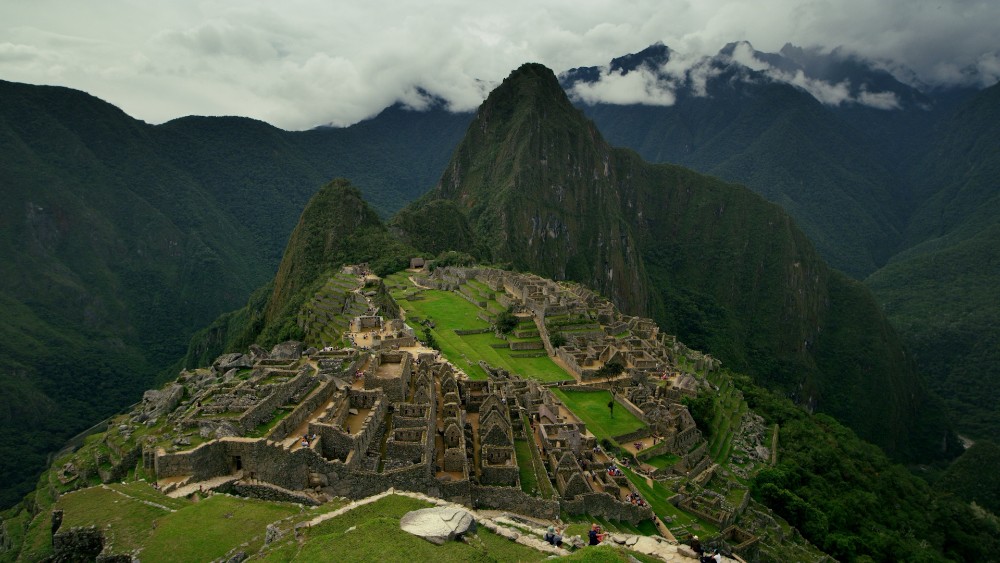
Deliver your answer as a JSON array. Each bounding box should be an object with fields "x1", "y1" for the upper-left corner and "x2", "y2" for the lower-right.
[
  {"x1": 544, "y1": 525, "x2": 556, "y2": 544},
  {"x1": 588, "y1": 523, "x2": 603, "y2": 545},
  {"x1": 553, "y1": 526, "x2": 563, "y2": 547},
  {"x1": 688, "y1": 534, "x2": 703, "y2": 555}
]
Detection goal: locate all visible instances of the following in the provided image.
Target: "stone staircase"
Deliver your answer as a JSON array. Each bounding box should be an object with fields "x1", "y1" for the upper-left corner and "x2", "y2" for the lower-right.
[{"x1": 165, "y1": 472, "x2": 242, "y2": 498}]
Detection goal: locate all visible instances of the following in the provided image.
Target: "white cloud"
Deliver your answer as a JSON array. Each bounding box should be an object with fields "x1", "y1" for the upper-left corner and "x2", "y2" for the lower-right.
[
  {"x1": 0, "y1": 0, "x2": 997, "y2": 128},
  {"x1": 570, "y1": 67, "x2": 677, "y2": 106},
  {"x1": 0, "y1": 42, "x2": 44, "y2": 63},
  {"x1": 858, "y1": 88, "x2": 902, "y2": 110}
]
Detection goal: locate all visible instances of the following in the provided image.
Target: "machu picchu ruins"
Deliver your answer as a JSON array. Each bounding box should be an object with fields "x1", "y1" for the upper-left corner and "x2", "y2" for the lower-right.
[{"x1": 39, "y1": 264, "x2": 824, "y2": 561}]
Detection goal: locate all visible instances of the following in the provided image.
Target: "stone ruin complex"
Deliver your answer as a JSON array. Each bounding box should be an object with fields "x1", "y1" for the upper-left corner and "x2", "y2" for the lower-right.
[{"x1": 61, "y1": 265, "x2": 773, "y2": 557}]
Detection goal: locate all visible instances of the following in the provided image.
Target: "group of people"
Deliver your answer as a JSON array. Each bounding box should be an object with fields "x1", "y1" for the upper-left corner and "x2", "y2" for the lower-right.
[
  {"x1": 688, "y1": 535, "x2": 725, "y2": 562},
  {"x1": 624, "y1": 491, "x2": 647, "y2": 507},
  {"x1": 543, "y1": 525, "x2": 564, "y2": 546},
  {"x1": 300, "y1": 433, "x2": 317, "y2": 448},
  {"x1": 607, "y1": 465, "x2": 624, "y2": 477}
]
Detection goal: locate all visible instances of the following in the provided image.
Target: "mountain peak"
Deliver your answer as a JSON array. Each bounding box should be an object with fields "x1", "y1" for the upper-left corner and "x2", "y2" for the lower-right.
[{"x1": 482, "y1": 62, "x2": 576, "y2": 117}]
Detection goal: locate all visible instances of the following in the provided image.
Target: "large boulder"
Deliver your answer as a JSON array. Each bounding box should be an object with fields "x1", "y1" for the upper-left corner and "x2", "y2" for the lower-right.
[
  {"x1": 214, "y1": 353, "x2": 253, "y2": 371},
  {"x1": 270, "y1": 341, "x2": 305, "y2": 360},
  {"x1": 141, "y1": 384, "x2": 184, "y2": 418},
  {"x1": 399, "y1": 506, "x2": 476, "y2": 545}
]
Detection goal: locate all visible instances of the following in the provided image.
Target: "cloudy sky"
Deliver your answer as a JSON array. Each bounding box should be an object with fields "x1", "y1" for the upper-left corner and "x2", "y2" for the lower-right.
[{"x1": 2, "y1": 0, "x2": 998, "y2": 130}]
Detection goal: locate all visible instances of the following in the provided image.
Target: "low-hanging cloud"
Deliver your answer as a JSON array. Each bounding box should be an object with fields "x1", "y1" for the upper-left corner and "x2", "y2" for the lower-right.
[
  {"x1": 0, "y1": 0, "x2": 996, "y2": 129},
  {"x1": 570, "y1": 67, "x2": 677, "y2": 106}
]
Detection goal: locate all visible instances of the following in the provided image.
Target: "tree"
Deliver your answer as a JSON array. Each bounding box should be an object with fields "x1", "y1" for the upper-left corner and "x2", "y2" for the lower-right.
[
  {"x1": 495, "y1": 307, "x2": 518, "y2": 334},
  {"x1": 422, "y1": 326, "x2": 439, "y2": 350},
  {"x1": 596, "y1": 360, "x2": 625, "y2": 379},
  {"x1": 550, "y1": 332, "x2": 567, "y2": 348}
]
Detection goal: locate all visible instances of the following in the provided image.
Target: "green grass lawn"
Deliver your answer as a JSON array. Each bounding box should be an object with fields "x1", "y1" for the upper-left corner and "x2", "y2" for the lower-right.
[
  {"x1": 514, "y1": 439, "x2": 537, "y2": 494},
  {"x1": 143, "y1": 494, "x2": 301, "y2": 562},
  {"x1": 643, "y1": 453, "x2": 680, "y2": 470},
  {"x1": 259, "y1": 494, "x2": 551, "y2": 562},
  {"x1": 41, "y1": 485, "x2": 305, "y2": 562},
  {"x1": 56, "y1": 486, "x2": 175, "y2": 555},
  {"x1": 552, "y1": 389, "x2": 645, "y2": 440},
  {"x1": 396, "y1": 286, "x2": 572, "y2": 382}
]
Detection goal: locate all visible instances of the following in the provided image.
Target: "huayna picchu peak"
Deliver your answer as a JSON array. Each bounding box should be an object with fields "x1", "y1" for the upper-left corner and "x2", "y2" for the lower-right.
[{"x1": 394, "y1": 63, "x2": 949, "y2": 460}]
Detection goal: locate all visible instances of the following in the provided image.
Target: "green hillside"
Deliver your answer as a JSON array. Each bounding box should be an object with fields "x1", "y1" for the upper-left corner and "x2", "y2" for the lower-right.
[
  {"x1": 866, "y1": 82, "x2": 1000, "y2": 440},
  {"x1": 576, "y1": 74, "x2": 906, "y2": 279}
]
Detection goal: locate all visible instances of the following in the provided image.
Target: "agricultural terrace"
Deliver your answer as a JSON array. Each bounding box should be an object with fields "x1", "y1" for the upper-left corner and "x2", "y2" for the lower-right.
[
  {"x1": 551, "y1": 388, "x2": 645, "y2": 441},
  {"x1": 386, "y1": 274, "x2": 572, "y2": 383},
  {"x1": 621, "y1": 466, "x2": 720, "y2": 538}
]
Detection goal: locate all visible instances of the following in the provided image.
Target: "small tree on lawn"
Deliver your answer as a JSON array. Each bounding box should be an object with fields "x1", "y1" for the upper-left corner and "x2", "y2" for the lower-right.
[{"x1": 495, "y1": 307, "x2": 518, "y2": 335}]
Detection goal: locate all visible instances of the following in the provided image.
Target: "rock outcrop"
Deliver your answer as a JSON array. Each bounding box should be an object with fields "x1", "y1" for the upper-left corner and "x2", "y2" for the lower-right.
[{"x1": 399, "y1": 506, "x2": 476, "y2": 545}]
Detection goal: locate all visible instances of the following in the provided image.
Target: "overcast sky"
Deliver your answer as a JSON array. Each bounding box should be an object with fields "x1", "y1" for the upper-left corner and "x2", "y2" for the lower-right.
[{"x1": 2, "y1": 0, "x2": 998, "y2": 130}]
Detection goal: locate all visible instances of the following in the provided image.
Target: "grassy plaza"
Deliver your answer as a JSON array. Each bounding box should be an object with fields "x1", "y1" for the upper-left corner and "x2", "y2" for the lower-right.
[
  {"x1": 391, "y1": 280, "x2": 572, "y2": 382},
  {"x1": 551, "y1": 388, "x2": 646, "y2": 440}
]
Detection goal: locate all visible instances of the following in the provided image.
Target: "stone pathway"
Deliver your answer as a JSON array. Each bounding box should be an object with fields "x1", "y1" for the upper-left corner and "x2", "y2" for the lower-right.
[
  {"x1": 166, "y1": 472, "x2": 241, "y2": 498},
  {"x1": 298, "y1": 488, "x2": 706, "y2": 561}
]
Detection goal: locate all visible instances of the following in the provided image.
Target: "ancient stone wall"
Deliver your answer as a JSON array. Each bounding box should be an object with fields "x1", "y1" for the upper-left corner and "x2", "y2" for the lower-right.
[
  {"x1": 238, "y1": 368, "x2": 315, "y2": 433},
  {"x1": 155, "y1": 439, "x2": 229, "y2": 480},
  {"x1": 561, "y1": 492, "x2": 654, "y2": 525},
  {"x1": 52, "y1": 526, "x2": 104, "y2": 561},
  {"x1": 313, "y1": 422, "x2": 355, "y2": 462},
  {"x1": 269, "y1": 380, "x2": 340, "y2": 442},
  {"x1": 472, "y1": 485, "x2": 560, "y2": 519},
  {"x1": 613, "y1": 427, "x2": 651, "y2": 444},
  {"x1": 444, "y1": 448, "x2": 465, "y2": 472},
  {"x1": 227, "y1": 481, "x2": 319, "y2": 505},
  {"x1": 227, "y1": 440, "x2": 310, "y2": 490},
  {"x1": 385, "y1": 432, "x2": 426, "y2": 463},
  {"x1": 616, "y1": 395, "x2": 648, "y2": 422}
]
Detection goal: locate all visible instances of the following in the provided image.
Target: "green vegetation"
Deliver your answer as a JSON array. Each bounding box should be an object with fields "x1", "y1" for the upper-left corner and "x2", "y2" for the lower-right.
[
  {"x1": 143, "y1": 495, "x2": 301, "y2": 561},
  {"x1": 738, "y1": 374, "x2": 1000, "y2": 562},
  {"x1": 16, "y1": 484, "x2": 302, "y2": 562},
  {"x1": 619, "y1": 467, "x2": 717, "y2": 537},
  {"x1": 514, "y1": 439, "x2": 538, "y2": 494},
  {"x1": 392, "y1": 284, "x2": 571, "y2": 383},
  {"x1": 551, "y1": 389, "x2": 645, "y2": 440},
  {"x1": 935, "y1": 440, "x2": 1000, "y2": 514},
  {"x1": 494, "y1": 308, "x2": 518, "y2": 334},
  {"x1": 642, "y1": 453, "x2": 680, "y2": 470}
]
